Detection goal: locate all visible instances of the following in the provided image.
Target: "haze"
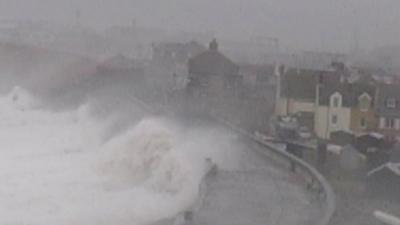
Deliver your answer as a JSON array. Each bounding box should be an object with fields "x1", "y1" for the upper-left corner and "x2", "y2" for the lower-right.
[{"x1": 0, "y1": 0, "x2": 398, "y2": 52}]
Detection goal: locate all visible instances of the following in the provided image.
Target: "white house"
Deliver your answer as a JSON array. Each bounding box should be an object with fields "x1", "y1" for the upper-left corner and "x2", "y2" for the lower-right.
[{"x1": 315, "y1": 91, "x2": 352, "y2": 139}]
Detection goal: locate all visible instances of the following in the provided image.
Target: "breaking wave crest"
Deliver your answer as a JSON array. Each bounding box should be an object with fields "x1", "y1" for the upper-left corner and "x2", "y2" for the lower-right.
[
  {"x1": 0, "y1": 87, "x2": 221, "y2": 225},
  {"x1": 99, "y1": 119, "x2": 194, "y2": 193}
]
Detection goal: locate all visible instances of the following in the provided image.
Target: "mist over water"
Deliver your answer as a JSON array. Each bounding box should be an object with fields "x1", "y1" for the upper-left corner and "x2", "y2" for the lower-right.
[{"x1": 0, "y1": 86, "x2": 245, "y2": 225}]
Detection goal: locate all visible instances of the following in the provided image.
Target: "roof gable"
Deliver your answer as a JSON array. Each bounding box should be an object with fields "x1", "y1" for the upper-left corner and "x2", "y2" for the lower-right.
[{"x1": 189, "y1": 48, "x2": 239, "y2": 76}]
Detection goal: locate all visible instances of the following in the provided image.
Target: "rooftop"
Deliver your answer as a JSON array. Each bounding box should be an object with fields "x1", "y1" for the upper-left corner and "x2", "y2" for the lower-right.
[{"x1": 188, "y1": 39, "x2": 239, "y2": 76}]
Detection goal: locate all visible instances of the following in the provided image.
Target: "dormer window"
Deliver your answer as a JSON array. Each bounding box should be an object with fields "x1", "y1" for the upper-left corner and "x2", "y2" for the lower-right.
[
  {"x1": 333, "y1": 97, "x2": 339, "y2": 107},
  {"x1": 358, "y1": 93, "x2": 371, "y2": 111},
  {"x1": 330, "y1": 92, "x2": 342, "y2": 108},
  {"x1": 386, "y1": 98, "x2": 397, "y2": 109}
]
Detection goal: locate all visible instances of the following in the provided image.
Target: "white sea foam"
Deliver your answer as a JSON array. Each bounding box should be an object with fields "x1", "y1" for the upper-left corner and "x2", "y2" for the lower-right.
[{"x1": 0, "y1": 87, "x2": 243, "y2": 225}]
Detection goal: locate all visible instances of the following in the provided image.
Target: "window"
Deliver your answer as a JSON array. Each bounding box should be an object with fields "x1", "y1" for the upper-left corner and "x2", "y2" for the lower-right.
[
  {"x1": 330, "y1": 92, "x2": 342, "y2": 108},
  {"x1": 386, "y1": 98, "x2": 397, "y2": 109},
  {"x1": 331, "y1": 115, "x2": 338, "y2": 125},
  {"x1": 333, "y1": 97, "x2": 340, "y2": 107},
  {"x1": 358, "y1": 94, "x2": 371, "y2": 111},
  {"x1": 360, "y1": 118, "x2": 367, "y2": 129},
  {"x1": 385, "y1": 118, "x2": 395, "y2": 129}
]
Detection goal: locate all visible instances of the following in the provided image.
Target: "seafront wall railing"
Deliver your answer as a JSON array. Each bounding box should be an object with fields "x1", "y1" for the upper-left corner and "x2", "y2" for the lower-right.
[{"x1": 212, "y1": 115, "x2": 336, "y2": 225}]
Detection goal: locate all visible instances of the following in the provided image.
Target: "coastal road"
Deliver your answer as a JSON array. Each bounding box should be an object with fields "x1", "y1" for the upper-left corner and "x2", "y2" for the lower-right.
[{"x1": 191, "y1": 142, "x2": 323, "y2": 225}]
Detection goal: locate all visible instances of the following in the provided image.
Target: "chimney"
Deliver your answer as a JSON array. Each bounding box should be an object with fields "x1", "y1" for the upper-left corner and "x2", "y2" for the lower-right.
[{"x1": 209, "y1": 38, "x2": 218, "y2": 51}]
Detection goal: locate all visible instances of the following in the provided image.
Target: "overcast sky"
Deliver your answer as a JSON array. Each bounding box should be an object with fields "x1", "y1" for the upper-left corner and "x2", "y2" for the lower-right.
[{"x1": 0, "y1": 0, "x2": 399, "y2": 52}]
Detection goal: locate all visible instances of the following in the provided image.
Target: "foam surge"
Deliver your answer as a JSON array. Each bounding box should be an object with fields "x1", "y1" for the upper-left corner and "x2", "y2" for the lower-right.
[{"x1": 0, "y1": 87, "x2": 215, "y2": 225}]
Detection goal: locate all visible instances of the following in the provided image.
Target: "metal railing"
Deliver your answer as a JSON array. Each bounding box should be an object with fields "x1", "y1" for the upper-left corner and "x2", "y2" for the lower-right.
[
  {"x1": 214, "y1": 115, "x2": 336, "y2": 225},
  {"x1": 258, "y1": 139, "x2": 336, "y2": 225}
]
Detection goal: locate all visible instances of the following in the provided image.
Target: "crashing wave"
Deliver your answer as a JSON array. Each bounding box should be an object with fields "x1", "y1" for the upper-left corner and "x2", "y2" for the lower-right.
[
  {"x1": 98, "y1": 118, "x2": 193, "y2": 194},
  {"x1": 0, "y1": 87, "x2": 239, "y2": 225}
]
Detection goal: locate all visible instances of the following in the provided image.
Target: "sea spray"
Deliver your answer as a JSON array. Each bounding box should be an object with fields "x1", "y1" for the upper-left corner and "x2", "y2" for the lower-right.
[
  {"x1": 98, "y1": 118, "x2": 195, "y2": 194},
  {"x1": 0, "y1": 87, "x2": 243, "y2": 225},
  {"x1": 94, "y1": 118, "x2": 204, "y2": 224}
]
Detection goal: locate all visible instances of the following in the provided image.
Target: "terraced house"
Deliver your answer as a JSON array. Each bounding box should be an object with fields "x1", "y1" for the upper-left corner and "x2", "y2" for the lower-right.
[
  {"x1": 276, "y1": 66, "x2": 381, "y2": 140},
  {"x1": 375, "y1": 84, "x2": 400, "y2": 138},
  {"x1": 315, "y1": 82, "x2": 377, "y2": 139}
]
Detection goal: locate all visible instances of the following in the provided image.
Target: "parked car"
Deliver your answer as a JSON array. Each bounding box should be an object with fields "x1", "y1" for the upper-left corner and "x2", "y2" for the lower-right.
[{"x1": 297, "y1": 126, "x2": 312, "y2": 139}]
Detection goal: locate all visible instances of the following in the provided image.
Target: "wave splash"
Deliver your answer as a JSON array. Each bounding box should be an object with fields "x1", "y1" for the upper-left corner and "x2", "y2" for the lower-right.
[{"x1": 0, "y1": 87, "x2": 232, "y2": 225}]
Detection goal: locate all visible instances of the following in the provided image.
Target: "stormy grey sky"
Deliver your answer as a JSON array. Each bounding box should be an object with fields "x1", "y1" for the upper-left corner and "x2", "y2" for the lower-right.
[{"x1": 0, "y1": 0, "x2": 399, "y2": 52}]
